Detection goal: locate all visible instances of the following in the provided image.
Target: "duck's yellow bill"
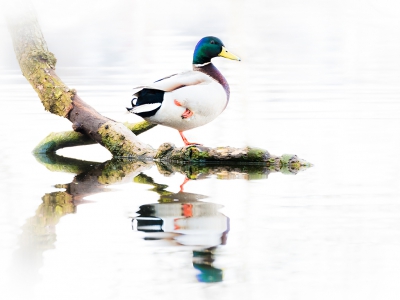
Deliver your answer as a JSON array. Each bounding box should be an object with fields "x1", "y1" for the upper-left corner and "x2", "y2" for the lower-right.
[{"x1": 218, "y1": 46, "x2": 241, "y2": 61}]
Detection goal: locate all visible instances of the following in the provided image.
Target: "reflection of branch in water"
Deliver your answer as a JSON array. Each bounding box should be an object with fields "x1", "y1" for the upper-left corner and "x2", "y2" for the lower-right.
[
  {"x1": 134, "y1": 173, "x2": 208, "y2": 202},
  {"x1": 18, "y1": 152, "x2": 311, "y2": 286},
  {"x1": 13, "y1": 153, "x2": 153, "y2": 292},
  {"x1": 34, "y1": 152, "x2": 98, "y2": 174},
  {"x1": 16, "y1": 157, "x2": 153, "y2": 258},
  {"x1": 155, "y1": 158, "x2": 309, "y2": 181},
  {"x1": 11, "y1": 189, "x2": 78, "y2": 295},
  {"x1": 132, "y1": 158, "x2": 308, "y2": 247}
]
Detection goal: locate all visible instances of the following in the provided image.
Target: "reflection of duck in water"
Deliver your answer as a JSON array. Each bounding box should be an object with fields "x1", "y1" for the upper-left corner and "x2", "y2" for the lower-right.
[
  {"x1": 134, "y1": 199, "x2": 229, "y2": 247},
  {"x1": 193, "y1": 248, "x2": 223, "y2": 283},
  {"x1": 132, "y1": 173, "x2": 229, "y2": 282}
]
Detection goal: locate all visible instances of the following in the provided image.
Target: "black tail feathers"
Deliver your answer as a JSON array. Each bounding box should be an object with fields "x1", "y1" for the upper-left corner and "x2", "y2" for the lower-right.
[{"x1": 126, "y1": 97, "x2": 137, "y2": 112}]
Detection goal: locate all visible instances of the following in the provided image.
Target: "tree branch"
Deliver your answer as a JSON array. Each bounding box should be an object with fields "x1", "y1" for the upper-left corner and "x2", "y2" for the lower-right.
[
  {"x1": 33, "y1": 121, "x2": 157, "y2": 154},
  {"x1": 7, "y1": 0, "x2": 155, "y2": 159},
  {"x1": 154, "y1": 143, "x2": 311, "y2": 170},
  {"x1": 7, "y1": 0, "x2": 312, "y2": 167}
]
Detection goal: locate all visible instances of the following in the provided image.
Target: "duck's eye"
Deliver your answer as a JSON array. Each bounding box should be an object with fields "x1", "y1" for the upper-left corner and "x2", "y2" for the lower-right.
[{"x1": 210, "y1": 40, "x2": 215, "y2": 44}]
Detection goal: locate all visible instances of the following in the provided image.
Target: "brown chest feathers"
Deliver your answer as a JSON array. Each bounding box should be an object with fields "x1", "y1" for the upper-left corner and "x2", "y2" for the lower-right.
[{"x1": 193, "y1": 63, "x2": 230, "y2": 100}]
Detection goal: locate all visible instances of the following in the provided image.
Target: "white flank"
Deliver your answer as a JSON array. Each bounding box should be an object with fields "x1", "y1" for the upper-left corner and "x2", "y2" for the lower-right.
[{"x1": 131, "y1": 103, "x2": 161, "y2": 113}]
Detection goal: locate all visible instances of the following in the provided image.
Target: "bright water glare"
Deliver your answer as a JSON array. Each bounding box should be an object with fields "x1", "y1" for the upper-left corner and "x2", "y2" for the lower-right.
[{"x1": 0, "y1": 0, "x2": 400, "y2": 299}]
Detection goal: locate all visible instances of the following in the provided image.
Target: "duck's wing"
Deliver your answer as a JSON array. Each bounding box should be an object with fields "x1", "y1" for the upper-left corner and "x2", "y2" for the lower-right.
[{"x1": 132, "y1": 71, "x2": 212, "y2": 95}]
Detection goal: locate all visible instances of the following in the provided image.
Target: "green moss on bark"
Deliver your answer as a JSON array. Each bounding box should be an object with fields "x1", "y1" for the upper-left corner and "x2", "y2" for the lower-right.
[
  {"x1": 155, "y1": 144, "x2": 270, "y2": 163},
  {"x1": 33, "y1": 131, "x2": 93, "y2": 154},
  {"x1": 124, "y1": 120, "x2": 157, "y2": 135},
  {"x1": 247, "y1": 148, "x2": 268, "y2": 161},
  {"x1": 22, "y1": 49, "x2": 73, "y2": 117},
  {"x1": 33, "y1": 121, "x2": 157, "y2": 154},
  {"x1": 98, "y1": 121, "x2": 155, "y2": 158}
]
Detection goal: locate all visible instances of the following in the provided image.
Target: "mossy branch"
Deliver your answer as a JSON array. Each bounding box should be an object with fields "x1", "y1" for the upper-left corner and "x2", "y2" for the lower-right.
[
  {"x1": 33, "y1": 121, "x2": 157, "y2": 154},
  {"x1": 6, "y1": 2, "x2": 73, "y2": 117},
  {"x1": 154, "y1": 143, "x2": 312, "y2": 169},
  {"x1": 8, "y1": 0, "x2": 311, "y2": 166},
  {"x1": 7, "y1": 0, "x2": 155, "y2": 159}
]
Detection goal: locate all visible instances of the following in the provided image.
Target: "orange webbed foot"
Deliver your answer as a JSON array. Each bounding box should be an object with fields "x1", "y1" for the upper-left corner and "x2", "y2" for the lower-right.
[
  {"x1": 178, "y1": 131, "x2": 202, "y2": 146},
  {"x1": 181, "y1": 109, "x2": 193, "y2": 119}
]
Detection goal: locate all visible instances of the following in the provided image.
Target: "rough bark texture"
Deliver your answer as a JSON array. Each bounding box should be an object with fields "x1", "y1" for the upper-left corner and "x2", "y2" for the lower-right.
[
  {"x1": 33, "y1": 121, "x2": 157, "y2": 154},
  {"x1": 33, "y1": 131, "x2": 94, "y2": 154},
  {"x1": 155, "y1": 143, "x2": 268, "y2": 162},
  {"x1": 6, "y1": 2, "x2": 73, "y2": 117},
  {"x1": 153, "y1": 143, "x2": 311, "y2": 169},
  {"x1": 7, "y1": 0, "x2": 155, "y2": 159}
]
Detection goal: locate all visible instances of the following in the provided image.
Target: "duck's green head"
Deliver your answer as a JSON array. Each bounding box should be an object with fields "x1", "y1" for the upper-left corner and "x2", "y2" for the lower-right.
[{"x1": 193, "y1": 36, "x2": 241, "y2": 65}]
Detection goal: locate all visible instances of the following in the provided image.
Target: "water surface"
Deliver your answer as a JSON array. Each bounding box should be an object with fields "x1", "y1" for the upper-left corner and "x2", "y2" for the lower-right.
[{"x1": 1, "y1": 1, "x2": 400, "y2": 299}]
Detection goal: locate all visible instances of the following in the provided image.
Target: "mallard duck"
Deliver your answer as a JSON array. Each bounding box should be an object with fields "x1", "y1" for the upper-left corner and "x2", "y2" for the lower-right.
[{"x1": 127, "y1": 36, "x2": 240, "y2": 145}]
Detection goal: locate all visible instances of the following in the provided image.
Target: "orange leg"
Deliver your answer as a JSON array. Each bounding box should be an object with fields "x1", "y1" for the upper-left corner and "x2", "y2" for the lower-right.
[
  {"x1": 178, "y1": 131, "x2": 202, "y2": 146},
  {"x1": 179, "y1": 177, "x2": 190, "y2": 192}
]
